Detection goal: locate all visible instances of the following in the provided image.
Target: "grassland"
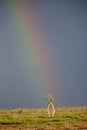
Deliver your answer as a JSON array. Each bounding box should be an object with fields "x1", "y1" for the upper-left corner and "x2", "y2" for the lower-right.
[{"x1": 0, "y1": 107, "x2": 87, "y2": 130}]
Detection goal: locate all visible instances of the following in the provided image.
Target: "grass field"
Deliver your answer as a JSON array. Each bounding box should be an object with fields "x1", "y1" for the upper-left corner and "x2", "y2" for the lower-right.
[{"x1": 0, "y1": 107, "x2": 87, "y2": 130}]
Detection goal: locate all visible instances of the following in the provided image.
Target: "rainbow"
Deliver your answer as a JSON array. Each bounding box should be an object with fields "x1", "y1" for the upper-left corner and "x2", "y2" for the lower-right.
[{"x1": 5, "y1": 0, "x2": 56, "y2": 102}]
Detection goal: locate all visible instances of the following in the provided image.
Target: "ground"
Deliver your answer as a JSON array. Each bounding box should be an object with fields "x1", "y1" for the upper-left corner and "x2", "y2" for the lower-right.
[{"x1": 0, "y1": 107, "x2": 87, "y2": 130}]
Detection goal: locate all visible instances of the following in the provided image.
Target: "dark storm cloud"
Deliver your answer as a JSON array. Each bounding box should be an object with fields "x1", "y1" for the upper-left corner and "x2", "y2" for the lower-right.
[{"x1": 0, "y1": 0, "x2": 87, "y2": 108}]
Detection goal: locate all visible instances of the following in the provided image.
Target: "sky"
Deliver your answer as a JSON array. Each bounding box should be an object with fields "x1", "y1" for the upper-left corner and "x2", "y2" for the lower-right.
[{"x1": 0, "y1": 0, "x2": 87, "y2": 109}]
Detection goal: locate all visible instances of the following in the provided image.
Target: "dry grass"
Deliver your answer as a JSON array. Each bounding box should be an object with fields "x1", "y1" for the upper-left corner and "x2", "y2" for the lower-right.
[{"x1": 0, "y1": 107, "x2": 87, "y2": 130}]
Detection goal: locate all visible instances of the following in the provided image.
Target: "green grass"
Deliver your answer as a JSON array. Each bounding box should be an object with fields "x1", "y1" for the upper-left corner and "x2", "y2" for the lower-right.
[{"x1": 0, "y1": 107, "x2": 87, "y2": 130}]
